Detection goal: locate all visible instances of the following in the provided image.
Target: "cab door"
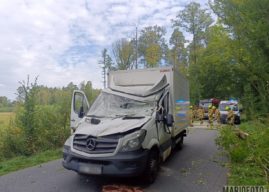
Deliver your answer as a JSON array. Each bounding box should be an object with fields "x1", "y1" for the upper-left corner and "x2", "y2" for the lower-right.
[
  {"x1": 70, "y1": 90, "x2": 90, "y2": 131},
  {"x1": 157, "y1": 91, "x2": 172, "y2": 161}
]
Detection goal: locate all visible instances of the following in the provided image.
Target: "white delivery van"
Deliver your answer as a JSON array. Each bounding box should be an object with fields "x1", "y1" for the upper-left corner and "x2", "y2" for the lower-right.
[
  {"x1": 62, "y1": 67, "x2": 189, "y2": 183},
  {"x1": 219, "y1": 100, "x2": 241, "y2": 124}
]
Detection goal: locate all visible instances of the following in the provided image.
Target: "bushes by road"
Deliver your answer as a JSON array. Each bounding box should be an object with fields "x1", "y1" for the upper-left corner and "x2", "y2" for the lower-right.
[
  {"x1": 217, "y1": 121, "x2": 269, "y2": 185},
  {"x1": 1, "y1": 105, "x2": 70, "y2": 159},
  {"x1": 0, "y1": 77, "x2": 100, "y2": 162}
]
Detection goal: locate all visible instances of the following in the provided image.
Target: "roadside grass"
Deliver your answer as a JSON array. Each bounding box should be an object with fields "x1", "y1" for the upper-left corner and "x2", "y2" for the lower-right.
[
  {"x1": 0, "y1": 149, "x2": 62, "y2": 176},
  {"x1": 217, "y1": 121, "x2": 269, "y2": 186}
]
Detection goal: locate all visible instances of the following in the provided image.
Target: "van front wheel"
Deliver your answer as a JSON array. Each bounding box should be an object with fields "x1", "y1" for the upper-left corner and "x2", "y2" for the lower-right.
[
  {"x1": 176, "y1": 136, "x2": 184, "y2": 150},
  {"x1": 143, "y1": 149, "x2": 159, "y2": 184}
]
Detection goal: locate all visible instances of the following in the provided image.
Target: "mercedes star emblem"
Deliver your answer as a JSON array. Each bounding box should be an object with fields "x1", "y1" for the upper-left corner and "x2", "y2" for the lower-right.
[{"x1": 86, "y1": 138, "x2": 96, "y2": 151}]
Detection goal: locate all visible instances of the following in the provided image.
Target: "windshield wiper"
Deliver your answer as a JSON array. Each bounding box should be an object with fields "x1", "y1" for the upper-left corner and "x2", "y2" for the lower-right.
[
  {"x1": 86, "y1": 115, "x2": 106, "y2": 118},
  {"x1": 114, "y1": 114, "x2": 145, "y2": 120},
  {"x1": 123, "y1": 116, "x2": 145, "y2": 120}
]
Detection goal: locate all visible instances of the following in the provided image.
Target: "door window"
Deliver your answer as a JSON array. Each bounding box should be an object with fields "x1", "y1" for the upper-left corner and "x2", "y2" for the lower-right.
[
  {"x1": 74, "y1": 92, "x2": 83, "y2": 114},
  {"x1": 162, "y1": 92, "x2": 169, "y2": 115},
  {"x1": 74, "y1": 92, "x2": 88, "y2": 114}
]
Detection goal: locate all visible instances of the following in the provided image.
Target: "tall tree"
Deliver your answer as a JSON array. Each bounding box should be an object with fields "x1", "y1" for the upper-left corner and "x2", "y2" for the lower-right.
[
  {"x1": 173, "y1": 2, "x2": 213, "y2": 66},
  {"x1": 168, "y1": 28, "x2": 187, "y2": 70},
  {"x1": 16, "y1": 76, "x2": 39, "y2": 154},
  {"x1": 106, "y1": 54, "x2": 114, "y2": 71},
  {"x1": 198, "y1": 25, "x2": 241, "y2": 99},
  {"x1": 112, "y1": 38, "x2": 134, "y2": 70},
  {"x1": 138, "y1": 25, "x2": 167, "y2": 67},
  {"x1": 80, "y1": 81, "x2": 100, "y2": 104},
  {"x1": 172, "y1": 2, "x2": 213, "y2": 103}
]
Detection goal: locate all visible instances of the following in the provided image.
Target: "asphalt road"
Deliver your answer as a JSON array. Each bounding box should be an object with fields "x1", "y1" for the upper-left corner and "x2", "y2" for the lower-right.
[{"x1": 0, "y1": 127, "x2": 228, "y2": 192}]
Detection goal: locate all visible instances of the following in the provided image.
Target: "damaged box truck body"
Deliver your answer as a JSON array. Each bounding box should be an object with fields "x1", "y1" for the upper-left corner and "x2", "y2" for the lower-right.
[{"x1": 63, "y1": 67, "x2": 189, "y2": 183}]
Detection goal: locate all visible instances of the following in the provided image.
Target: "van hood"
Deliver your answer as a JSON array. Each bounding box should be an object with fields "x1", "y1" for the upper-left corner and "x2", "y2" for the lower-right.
[{"x1": 75, "y1": 116, "x2": 151, "y2": 137}]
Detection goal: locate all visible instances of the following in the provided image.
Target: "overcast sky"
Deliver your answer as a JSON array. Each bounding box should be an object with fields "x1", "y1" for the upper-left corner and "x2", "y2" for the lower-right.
[{"x1": 0, "y1": 0, "x2": 207, "y2": 100}]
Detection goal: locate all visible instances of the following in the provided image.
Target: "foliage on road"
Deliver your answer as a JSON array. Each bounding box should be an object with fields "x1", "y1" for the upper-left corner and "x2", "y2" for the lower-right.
[{"x1": 217, "y1": 121, "x2": 269, "y2": 185}]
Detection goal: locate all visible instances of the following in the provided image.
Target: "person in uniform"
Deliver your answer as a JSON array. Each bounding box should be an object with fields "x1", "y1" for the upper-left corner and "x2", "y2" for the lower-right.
[
  {"x1": 197, "y1": 106, "x2": 204, "y2": 125},
  {"x1": 226, "y1": 106, "x2": 235, "y2": 126},
  {"x1": 208, "y1": 105, "x2": 214, "y2": 128},
  {"x1": 214, "y1": 107, "x2": 221, "y2": 127},
  {"x1": 193, "y1": 105, "x2": 198, "y2": 121},
  {"x1": 189, "y1": 105, "x2": 194, "y2": 127}
]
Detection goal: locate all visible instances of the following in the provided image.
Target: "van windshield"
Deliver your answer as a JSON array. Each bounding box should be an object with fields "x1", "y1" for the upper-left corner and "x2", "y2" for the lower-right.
[
  {"x1": 219, "y1": 103, "x2": 238, "y2": 111},
  {"x1": 201, "y1": 102, "x2": 211, "y2": 107},
  {"x1": 87, "y1": 92, "x2": 155, "y2": 118}
]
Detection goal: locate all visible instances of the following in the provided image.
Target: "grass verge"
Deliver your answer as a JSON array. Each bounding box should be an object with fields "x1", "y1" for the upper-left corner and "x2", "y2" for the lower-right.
[
  {"x1": 0, "y1": 149, "x2": 62, "y2": 176},
  {"x1": 217, "y1": 121, "x2": 269, "y2": 186}
]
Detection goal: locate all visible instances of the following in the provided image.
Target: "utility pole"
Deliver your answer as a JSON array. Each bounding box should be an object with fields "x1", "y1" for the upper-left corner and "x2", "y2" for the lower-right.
[
  {"x1": 103, "y1": 53, "x2": 106, "y2": 88},
  {"x1": 135, "y1": 26, "x2": 138, "y2": 69},
  {"x1": 99, "y1": 49, "x2": 107, "y2": 89}
]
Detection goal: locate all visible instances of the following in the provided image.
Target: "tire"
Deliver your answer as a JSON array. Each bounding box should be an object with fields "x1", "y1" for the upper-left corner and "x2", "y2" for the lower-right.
[
  {"x1": 176, "y1": 136, "x2": 184, "y2": 150},
  {"x1": 235, "y1": 117, "x2": 241, "y2": 125},
  {"x1": 143, "y1": 149, "x2": 159, "y2": 184}
]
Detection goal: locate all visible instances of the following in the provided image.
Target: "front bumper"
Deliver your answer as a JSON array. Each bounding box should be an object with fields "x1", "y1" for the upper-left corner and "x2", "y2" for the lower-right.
[
  {"x1": 62, "y1": 147, "x2": 149, "y2": 177},
  {"x1": 204, "y1": 112, "x2": 208, "y2": 119}
]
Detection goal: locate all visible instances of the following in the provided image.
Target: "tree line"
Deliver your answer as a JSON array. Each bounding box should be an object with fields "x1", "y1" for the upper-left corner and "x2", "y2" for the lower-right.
[
  {"x1": 0, "y1": 77, "x2": 100, "y2": 160},
  {"x1": 0, "y1": 97, "x2": 16, "y2": 112},
  {"x1": 100, "y1": 1, "x2": 269, "y2": 119}
]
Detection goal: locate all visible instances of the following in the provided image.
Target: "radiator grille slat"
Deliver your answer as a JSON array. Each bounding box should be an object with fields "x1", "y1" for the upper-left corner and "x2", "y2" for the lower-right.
[{"x1": 73, "y1": 134, "x2": 119, "y2": 154}]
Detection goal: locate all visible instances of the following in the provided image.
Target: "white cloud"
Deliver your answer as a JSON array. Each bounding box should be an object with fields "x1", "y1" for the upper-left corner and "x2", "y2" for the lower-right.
[{"x1": 0, "y1": 0, "x2": 209, "y2": 100}]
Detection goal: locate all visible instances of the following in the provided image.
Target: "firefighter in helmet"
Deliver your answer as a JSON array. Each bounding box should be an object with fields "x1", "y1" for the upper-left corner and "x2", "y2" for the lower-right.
[
  {"x1": 226, "y1": 106, "x2": 235, "y2": 126},
  {"x1": 208, "y1": 105, "x2": 214, "y2": 128},
  {"x1": 189, "y1": 105, "x2": 194, "y2": 126},
  {"x1": 214, "y1": 106, "x2": 221, "y2": 127}
]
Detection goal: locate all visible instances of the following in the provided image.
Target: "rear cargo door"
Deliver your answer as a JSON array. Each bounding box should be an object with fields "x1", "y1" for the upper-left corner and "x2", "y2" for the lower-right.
[{"x1": 70, "y1": 90, "x2": 89, "y2": 131}]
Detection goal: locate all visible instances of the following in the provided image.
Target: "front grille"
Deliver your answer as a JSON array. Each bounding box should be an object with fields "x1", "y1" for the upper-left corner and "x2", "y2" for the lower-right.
[{"x1": 73, "y1": 134, "x2": 119, "y2": 154}]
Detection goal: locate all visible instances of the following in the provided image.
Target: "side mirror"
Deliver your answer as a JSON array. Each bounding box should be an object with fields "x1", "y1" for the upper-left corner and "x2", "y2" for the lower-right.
[
  {"x1": 155, "y1": 112, "x2": 164, "y2": 122},
  {"x1": 166, "y1": 114, "x2": 174, "y2": 127},
  {"x1": 78, "y1": 106, "x2": 85, "y2": 118}
]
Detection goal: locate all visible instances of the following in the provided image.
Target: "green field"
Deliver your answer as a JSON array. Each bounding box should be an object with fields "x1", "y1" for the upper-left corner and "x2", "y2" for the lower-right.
[
  {"x1": 0, "y1": 112, "x2": 14, "y2": 160},
  {"x1": 0, "y1": 112, "x2": 14, "y2": 129}
]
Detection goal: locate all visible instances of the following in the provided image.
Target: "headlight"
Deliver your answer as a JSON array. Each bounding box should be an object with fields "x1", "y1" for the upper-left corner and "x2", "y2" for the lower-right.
[{"x1": 120, "y1": 129, "x2": 146, "y2": 152}]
